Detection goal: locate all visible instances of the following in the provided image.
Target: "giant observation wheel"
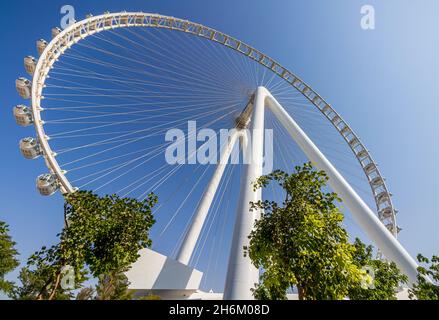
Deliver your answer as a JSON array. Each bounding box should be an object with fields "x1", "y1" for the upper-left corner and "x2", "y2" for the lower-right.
[{"x1": 14, "y1": 12, "x2": 415, "y2": 298}]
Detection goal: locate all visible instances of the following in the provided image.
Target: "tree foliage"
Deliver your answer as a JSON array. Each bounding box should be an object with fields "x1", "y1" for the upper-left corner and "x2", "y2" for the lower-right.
[
  {"x1": 63, "y1": 191, "x2": 157, "y2": 278},
  {"x1": 247, "y1": 163, "x2": 363, "y2": 300},
  {"x1": 0, "y1": 221, "x2": 19, "y2": 295},
  {"x1": 409, "y1": 254, "x2": 439, "y2": 300},
  {"x1": 12, "y1": 191, "x2": 157, "y2": 300},
  {"x1": 95, "y1": 271, "x2": 133, "y2": 300},
  {"x1": 247, "y1": 163, "x2": 410, "y2": 300},
  {"x1": 75, "y1": 286, "x2": 94, "y2": 300},
  {"x1": 11, "y1": 263, "x2": 74, "y2": 300},
  {"x1": 348, "y1": 238, "x2": 407, "y2": 300}
]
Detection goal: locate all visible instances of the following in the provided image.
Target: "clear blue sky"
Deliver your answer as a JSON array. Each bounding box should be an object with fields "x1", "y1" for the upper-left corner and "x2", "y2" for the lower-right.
[{"x1": 1, "y1": 0, "x2": 438, "y2": 296}]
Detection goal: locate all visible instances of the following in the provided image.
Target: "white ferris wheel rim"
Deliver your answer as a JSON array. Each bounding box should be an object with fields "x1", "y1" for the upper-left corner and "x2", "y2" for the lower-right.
[{"x1": 30, "y1": 11, "x2": 398, "y2": 235}]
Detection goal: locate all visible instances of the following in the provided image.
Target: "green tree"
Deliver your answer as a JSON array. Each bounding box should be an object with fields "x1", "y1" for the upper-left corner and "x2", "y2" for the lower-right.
[
  {"x1": 63, "y1": 191, "x2": 156, "y2": 280},
  {"x1": 251, "y1": 263, "x2": 293, "y2": 300},
  {"x1": 95, "y1": 271, "x2": 132, "y2": 300},
  {"x1": 11, "y1": 263, "x2": 74, "y2": 300},
  {"x1": 348, "y1": 238, "x2": 407, "y2": 300},
  {"x1": 247, "y1": 163, "x2": 363, "y2": 300},
  {"x1": 409, "y1": 254, "x2": 439, "y2": 300},
  {"x1": 75, "y1": 286, "x2": 94, "y2": 300},
  {"x1": 11, "y1": 237, "x2": 87, "y2": 300},
  {"x1": 0, "y1": 221, "x2": 19, "y2": 295},
  {"x1": 13, "y1": 191, "x2": 157, "y2": 300}
]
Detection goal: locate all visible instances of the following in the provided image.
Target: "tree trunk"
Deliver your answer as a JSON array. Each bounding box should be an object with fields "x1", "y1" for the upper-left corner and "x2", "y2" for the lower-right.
[
  {"x1": 298, "y1": 285, "x2": 305, "y2": 300},
  {"x1": 36, "y1": 276, "x2": 55, "y2": 300},
  {"x1": 48, "y1": 271, "x2": 62, "y2": 300}
]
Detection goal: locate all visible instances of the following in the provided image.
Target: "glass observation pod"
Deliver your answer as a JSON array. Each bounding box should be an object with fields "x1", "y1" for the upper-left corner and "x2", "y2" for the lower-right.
[
  {"x1": 13, "y1": 105, "x2": 34, "y2": 126},
  {"x1": 86, "y1": 14, "x2": 97, "y2": 31},
  {"x1": 24, "y1": 56, "x2": 37, "y2": 76},
  {"x1": 135, "y1": 15, "x2": 144, "y2": 25},
  {"x1": 356, "y1": 149, "x2": 369, "y2": 159},
  {"x1": 19, "y1": 137, "x2": 42, "y2": 159},
  {"x1": 36, "y1": 39, "x2": 48, "y2": 56},
  {"x1": 364, "y1": 162, "x2": 377, "y2": 174},
  {"x1": 385, "y1": 223, "x2": 400, "y2": 234},
  {"x1": 15, "y1": 77, "x2": 32, "y2": 99},
  {"x1": 120, "y1": 12, "x2": 129, "y2": 25},
  {"x1": 104, "y1": 11, "x2": 113, "y2": 27},
  {"x1": 376, "y1": 191, "x2": 390, "y2": 206},
  {"x1": 74, "y1": 26, "x2": 81, "y2": 38},
  {"x1": 36, "y1": 173, "x2": 59, "y2": 196},
  {"x1": 370, "y1": 176, "x2": 384, "y2": 187},
  {"x1": 51, "y1": 27, "x2": 62, "y2": 39},
  {"x1": 378, "y1": 206, "x2": 394, "y2": 220}
]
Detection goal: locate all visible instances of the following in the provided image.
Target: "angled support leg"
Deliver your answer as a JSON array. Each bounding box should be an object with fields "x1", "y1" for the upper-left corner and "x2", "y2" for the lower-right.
[
  {"x1": 264, "y1": 90, "x2": 419, "y2": 285},
  {"x1": 176, "y1": 129, "x2": 241, "y2": 265},
  {"x1": 224, "y1": 87, "x2": 265, "y2": 300}
]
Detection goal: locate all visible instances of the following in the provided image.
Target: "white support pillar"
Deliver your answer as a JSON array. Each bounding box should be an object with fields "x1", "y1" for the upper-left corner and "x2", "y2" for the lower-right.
[
  {"x1": 223, "y1": 87, "x2": 266, "y2": 300},
  {"x1": 176, "y1": 129, "x2": 241, "y2": 265},
  {"x1": 264, "y1": 90, "x2": 420, "y2": 285}
]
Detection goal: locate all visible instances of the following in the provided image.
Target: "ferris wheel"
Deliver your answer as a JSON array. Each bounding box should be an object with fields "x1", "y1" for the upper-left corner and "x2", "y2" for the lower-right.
[{"x1": 13, "y1": 11, "x2": 418, "y2": 299}]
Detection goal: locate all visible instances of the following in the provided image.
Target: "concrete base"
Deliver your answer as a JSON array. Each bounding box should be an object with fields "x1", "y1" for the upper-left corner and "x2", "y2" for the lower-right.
[{"x1": 125, "y1": 248, "x2": 203, "y2": 294}]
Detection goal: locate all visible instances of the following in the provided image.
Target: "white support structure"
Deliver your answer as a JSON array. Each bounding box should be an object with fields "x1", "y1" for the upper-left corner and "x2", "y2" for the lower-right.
[
  {"x1": 174, "y1": 86, "x2": 419, "y2": 300},
  {"x1": 262, "y1": 88, "x2": 420, "y2": 285},
  {"x1": 223, "y1": 87, "x2": 266, "y2": 300},
  {"x1": 125, "y1": 248, "x2": 203, "y2": 299},
  {"x1": 220, "y1": 86, "x2": 419, "y2": 299},
  {"x1": 22, "y1": 10, "x2": 414, "y2": 299},
  {"x1": 176, "y1": 129, "x2": 241, "y2": 265}
]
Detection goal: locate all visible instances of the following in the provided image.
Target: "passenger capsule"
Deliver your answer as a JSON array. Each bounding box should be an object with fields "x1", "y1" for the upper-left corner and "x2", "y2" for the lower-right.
[
  {"x1": 371, "y1": 176, "x2": 384, "y2": 187},
  {"x1": 356, "y1": 149, "x2": 368, "y2": 159},
  {"x1": 364, "y1": 163, "x2": 376, "y2": 174},
  {"x1": 331, "y1": 115, "x2": 341, "y2": 125},
  {"x1": 322, "y1": 104, "x2": 331, "y2": 114},
  {"x1": 348, "y1": 137, "x2": 359, "y2": 148},
  {"x1": 385, "y1": 223, "x2": 400, "y2": 234},
  {"x1": 378, "y1": 207, "x2": 393, "y2": 220},
  {"x1": 135, "y1": 15, "x2": 144, "y2": 25},
  {"x1": 104, "y1": 11, "x2": 112, "y2": 27},
  {"x1": 86, "y1": 14, "x2": 97, "y2": 31},
  {"x1": 24, "y1": 56, "x2": 37, "y2": 76},
  {"x1": 13, "y1": 105, "x2": 33, "y2": 126},
  {"x1": 312, "y1": 96, "x2": 320, "y2": 105},
  {"x1": 74, "y1": 27, "x2": 81, "y2": 38},
  {"x1": 120, "y1": 14, "x2": 129, "y2": 25},
  {"x1": 19, "y1": 137, "x2": 41, "y2": 159},
  {"x1": 340, "y1": 125, "x2": 350, "y2": 135},
  {"x1": 51, "y1": 27, "x2": 62, "y2": 39},
  {"x1": 302, "y1": 86, "x2": 310, "y2": 95},
  {"x1": 376, "y1": 191, "x2": 390, "y2": 205},
  {"x1": 15, "y1": 77, "x2": 32, "y2": 99},
  {"x1": 36, "y1": 174, "x2": 59, "y2": 196},
  {"x1": 36, "y1": 39, "x2": 48, "y2": 56},
  {"x1": 385, "y1": 223, "x2": 396, "y2": 233}
]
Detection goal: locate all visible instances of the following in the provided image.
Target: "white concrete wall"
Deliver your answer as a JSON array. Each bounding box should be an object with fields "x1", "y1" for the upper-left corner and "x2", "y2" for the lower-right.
[{"x1": 125, "y1": 248, "x2": 203, "y2": 290}]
